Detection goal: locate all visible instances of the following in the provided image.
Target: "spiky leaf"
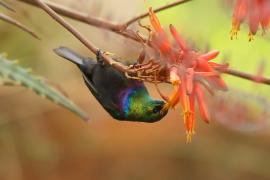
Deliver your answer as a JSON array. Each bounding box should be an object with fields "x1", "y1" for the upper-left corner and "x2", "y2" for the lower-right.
[
  {"x1": 0, "y1": 54, "x2": 89, "y2": 121},
  {"x1": 0, "y1": 78, "x2": 17, "y2": 86}
]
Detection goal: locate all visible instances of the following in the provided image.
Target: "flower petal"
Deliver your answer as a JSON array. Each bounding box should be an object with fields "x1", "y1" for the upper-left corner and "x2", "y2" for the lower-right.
[
  {"x1": 186, "y1": 68, "x2": 194, "y2": 95},
  {"x1": 149, "y1": 8, "x2": 176, "y2": 62},
  {"x1": 185, "y1": 94, "x2": 195, "y2": 143},
  {"x1": 195, "y1": 84, "x2": 210, "y2": 124},
  {"x1": 199, "y1": 50, "x2": 220, "y2": 61},
  {"x1": 169, "y1": 24, "x2": 188, "y2": 52},
  {"x1": 149, "y1": 7, "x2": 163, "y2": 33}
]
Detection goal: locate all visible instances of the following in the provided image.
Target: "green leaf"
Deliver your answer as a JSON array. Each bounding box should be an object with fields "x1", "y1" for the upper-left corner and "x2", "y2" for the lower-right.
[
  {"x1": 0, "y1": 53, "x2": 89, "y2": 121},
  {"x1": 0, "y1": 78, "x2": 17, "y2": 86}
]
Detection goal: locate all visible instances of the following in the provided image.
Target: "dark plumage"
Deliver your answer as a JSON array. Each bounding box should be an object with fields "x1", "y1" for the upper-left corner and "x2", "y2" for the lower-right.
[{"x1": 54, "y1": 47, "x2": 168, "y2": 122}]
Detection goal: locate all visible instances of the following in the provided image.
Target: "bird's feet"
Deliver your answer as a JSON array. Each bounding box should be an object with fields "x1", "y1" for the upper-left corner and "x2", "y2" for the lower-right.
[{"x1": 96, "y1": 49, "x2": 105, "y2": 65}]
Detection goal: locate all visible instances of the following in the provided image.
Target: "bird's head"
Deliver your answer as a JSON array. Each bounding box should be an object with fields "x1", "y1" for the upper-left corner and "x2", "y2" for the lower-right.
[
  {"x1": 122, "y1": 87, "x2": 168, "y2": 123},
  {"x1": 124, "y1": 99, "x2": 167, "y2": 123},
  {"x1": 134, "y1": 100, "x2": 168, "y2": 123}
]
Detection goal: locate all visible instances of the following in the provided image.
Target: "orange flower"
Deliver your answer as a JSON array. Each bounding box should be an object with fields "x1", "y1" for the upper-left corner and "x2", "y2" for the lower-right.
[
  {"x1": 148, "y1": 8, "x2": 228, "y2": 142},
  {"x1": 149, "y1": 8, "x2": 176, "y2": 63},
  {"x1": 231, "y1": 0, "x2": 270, "y2": 40}
]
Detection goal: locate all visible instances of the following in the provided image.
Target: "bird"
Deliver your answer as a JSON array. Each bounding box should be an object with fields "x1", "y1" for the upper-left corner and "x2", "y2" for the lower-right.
[{"x1": 54, "y1": 47, "x2": 168, "y2": 123}]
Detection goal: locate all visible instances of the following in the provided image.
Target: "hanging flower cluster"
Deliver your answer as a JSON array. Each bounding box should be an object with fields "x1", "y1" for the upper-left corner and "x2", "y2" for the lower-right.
[
  {"x1": 231, "y1": 0, "x2": 270, "y2": 40},
  {"x1": 148, "y1": 8, "x2": 228, "y2": 142}
]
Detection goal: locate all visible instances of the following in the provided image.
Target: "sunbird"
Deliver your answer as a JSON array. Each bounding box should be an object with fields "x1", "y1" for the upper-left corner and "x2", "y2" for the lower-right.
[{"x1": 54, "y1": 47, "x2": 168, "y2": 122}]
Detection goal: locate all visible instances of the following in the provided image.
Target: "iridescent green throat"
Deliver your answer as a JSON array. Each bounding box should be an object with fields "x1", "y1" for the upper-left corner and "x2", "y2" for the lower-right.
[{"x1": 121, "y1": 87, "x2": 164, "y2": 122}]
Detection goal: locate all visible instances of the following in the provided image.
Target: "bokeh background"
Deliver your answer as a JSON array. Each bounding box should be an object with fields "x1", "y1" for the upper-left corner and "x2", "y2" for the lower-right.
[{"x1": 1, "y1": 0, "x2": 270, "y2": 179}]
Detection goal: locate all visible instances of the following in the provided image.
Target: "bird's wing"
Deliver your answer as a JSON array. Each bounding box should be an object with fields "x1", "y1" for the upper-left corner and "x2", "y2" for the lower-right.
[{"x1": 83, "y1": 75, "x2": 125, "y2": 120}]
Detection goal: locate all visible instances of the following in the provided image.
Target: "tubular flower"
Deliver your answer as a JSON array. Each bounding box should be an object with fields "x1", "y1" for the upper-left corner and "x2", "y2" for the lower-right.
[
  {"x1": 231, "y1": 0, "x2": 270, "y2": 40},
  {"x1": 148, "y1": 8, "x2": 228, "y2": 142}
]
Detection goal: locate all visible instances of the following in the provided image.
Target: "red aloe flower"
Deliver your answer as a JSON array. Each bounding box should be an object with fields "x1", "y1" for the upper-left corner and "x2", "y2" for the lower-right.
[
  {"x1": 231, "y1": 0, "x2": 270, "y2": 40},
  {"x1": 148, "y1": 8, "x2": 228, "y2": 142},
  {"x1": 149, "y1": 8, "x2": 177, "y2": 63}
]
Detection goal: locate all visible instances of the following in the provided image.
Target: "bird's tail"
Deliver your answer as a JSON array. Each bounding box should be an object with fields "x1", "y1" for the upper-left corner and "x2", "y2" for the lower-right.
[{"x1": 54, "y1": 47, "x2": 86, "y2": 66}]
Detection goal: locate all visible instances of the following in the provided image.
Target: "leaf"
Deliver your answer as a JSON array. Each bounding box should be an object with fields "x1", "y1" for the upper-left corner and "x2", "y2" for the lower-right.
[
  {"x1": 0, "y1": 78, "x2": 17, "y2": 86},
  {"x1": 0, "y1": 54, "x2": 89, "y2": 121}
]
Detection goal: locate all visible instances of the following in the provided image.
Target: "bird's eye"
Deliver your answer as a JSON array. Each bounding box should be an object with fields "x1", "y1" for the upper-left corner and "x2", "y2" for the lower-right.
[{"x1": 152, "y1": 105, "x2": 162, "y2": 113}]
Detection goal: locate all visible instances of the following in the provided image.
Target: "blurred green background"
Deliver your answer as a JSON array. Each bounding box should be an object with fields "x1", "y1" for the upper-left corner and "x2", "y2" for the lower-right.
[{"x1": 1, "y1": 0, "x2": 270, "y2": 179}]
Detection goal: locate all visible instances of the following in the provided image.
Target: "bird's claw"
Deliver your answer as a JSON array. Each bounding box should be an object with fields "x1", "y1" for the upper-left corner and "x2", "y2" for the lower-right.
[{"x1": 96, "y1": 49, "x2": 105, "y2": 65}]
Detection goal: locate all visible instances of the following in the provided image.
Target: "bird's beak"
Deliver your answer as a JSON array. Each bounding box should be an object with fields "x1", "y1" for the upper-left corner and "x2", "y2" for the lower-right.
[{"x1": 161, "y1": 103, "x2": 170, "y2": 115}]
